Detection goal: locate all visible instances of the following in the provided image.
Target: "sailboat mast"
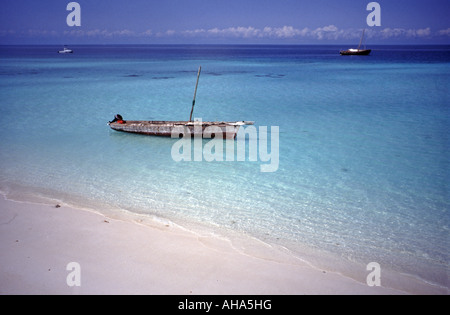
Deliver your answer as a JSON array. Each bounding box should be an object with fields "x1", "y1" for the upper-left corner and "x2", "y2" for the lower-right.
[{"x1": 358, "y1": 29, "x2": 365, "y2": 50}]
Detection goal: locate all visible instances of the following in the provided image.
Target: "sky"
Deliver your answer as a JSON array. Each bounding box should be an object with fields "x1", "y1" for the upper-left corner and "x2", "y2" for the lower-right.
[{"x1": 0, "y1": 0, "x2": 449, "y2": 45}]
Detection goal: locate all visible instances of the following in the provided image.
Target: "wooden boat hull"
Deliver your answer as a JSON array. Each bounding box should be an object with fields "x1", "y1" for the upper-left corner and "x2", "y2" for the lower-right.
[
  {"x1": 340, "y1": 49, "x2": 371, "y2": 56},
  {"x1": 108, "y1": 121, "x2": 254, "y2": 139}
]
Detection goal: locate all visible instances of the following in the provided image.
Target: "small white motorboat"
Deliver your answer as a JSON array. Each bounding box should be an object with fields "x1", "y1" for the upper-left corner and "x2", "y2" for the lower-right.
[{"x1": 58, "y1": 46, "x2": 73, "y2": 54}]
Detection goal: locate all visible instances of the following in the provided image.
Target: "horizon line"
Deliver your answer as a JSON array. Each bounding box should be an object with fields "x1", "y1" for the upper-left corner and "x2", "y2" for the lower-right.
[{"x1": 2, "y1": 43, "x2": 450, "y2": 46}]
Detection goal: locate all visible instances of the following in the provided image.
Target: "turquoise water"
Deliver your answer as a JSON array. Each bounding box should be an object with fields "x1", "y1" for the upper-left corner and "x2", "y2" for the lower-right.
[{"x1": 0, "y1": 45, "x2": 449, "y2": 292}]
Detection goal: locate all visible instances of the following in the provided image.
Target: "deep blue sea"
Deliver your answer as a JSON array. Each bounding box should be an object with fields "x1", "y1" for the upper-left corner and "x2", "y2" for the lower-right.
[{"x1": 0, "y1": 45, "x2": 449, "y2": 293}]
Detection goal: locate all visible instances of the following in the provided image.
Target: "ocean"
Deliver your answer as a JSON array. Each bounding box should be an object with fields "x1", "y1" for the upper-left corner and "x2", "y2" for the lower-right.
[{"x1": 0, "y1": 44, "x2": 449, "y2": 293}]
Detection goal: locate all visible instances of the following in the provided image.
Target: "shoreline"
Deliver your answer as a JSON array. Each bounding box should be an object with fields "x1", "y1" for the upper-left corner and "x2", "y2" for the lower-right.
[
  {"x1": 1, "y1": 44, "x2": 448, "y2": 296},
  {"x1": 0, "y1": 194, "x2": 414, "y2": 295}
]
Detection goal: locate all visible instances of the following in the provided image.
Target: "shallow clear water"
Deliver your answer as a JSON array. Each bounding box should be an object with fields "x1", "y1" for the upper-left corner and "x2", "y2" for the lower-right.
[{"x1": 0, "y1": 45, "x2": 449, "y2": 291}]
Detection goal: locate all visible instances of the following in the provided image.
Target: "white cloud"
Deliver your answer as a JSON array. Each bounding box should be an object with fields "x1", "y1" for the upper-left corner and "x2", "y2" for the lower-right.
[
  {"x1": 206, "y1": 26, "x2": 260, "y2": 38},
  {"x1": 438, "y1": 28, "x2": 450, "y2": 36},
  {"x1": 115, "y1": 29, "x2": 135, "y2": 36},
  {"x1": 2, "y1": 25, "x2": 445, "y2": 42},
  {"x1": 262, "y1": 26, "x2": 309, "y2": 38},
  {"x1": 182, "y1": 25, "x2": 335, "y2": 39},
  {"x1": 416, "y1": 27, "x2": 431, "y2": 37},
  {"x1": 63, "y1": 29, "x2": 138, "y2": 37},
  {"x1": 311, "y1": 25, "x2": 339, "y2": 40},
  {"x1": 380, "y1": 28, "x2": 404, "y2": 38},
  {"x1": 26, "y1": 29, "x2": 58, "y2": 37},
  {"x1": 180, "y1": 25, "x2": 368, "y2": 41},
  {"x1": 380, "y1": 27, "x2": 432, "y2": 39},
  {"x1": 407, "y1": 27, "x2": 431, "y2": 37}
]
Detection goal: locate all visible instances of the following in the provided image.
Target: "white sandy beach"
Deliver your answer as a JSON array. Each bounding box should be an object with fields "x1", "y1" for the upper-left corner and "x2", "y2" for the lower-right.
[{"x1": 0, "y1": 195, "x2": 429, "y2": 295}]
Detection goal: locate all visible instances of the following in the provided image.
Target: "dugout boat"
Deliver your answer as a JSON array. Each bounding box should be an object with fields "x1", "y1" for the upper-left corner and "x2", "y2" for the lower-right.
[
  {"x1": 108, "y1": 120, "x2": 254, "y2": 139},
  {"x1": 107, "y1": 66, "x2": 254, "y2": 139}
]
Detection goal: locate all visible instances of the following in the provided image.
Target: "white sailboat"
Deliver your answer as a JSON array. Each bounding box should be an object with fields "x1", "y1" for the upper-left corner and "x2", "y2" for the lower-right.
[{"x1": 340, "y1": 29, "x2": 371, "y2": 56}]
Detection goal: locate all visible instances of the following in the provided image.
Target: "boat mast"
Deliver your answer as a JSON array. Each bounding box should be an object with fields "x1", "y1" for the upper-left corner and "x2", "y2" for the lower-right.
[
  {"x1": 358, "y1": 29, "x2": 365, "y2": 50},
  {"x1": 189, "y1": 66, "x2": 202, "y2": 122}
]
